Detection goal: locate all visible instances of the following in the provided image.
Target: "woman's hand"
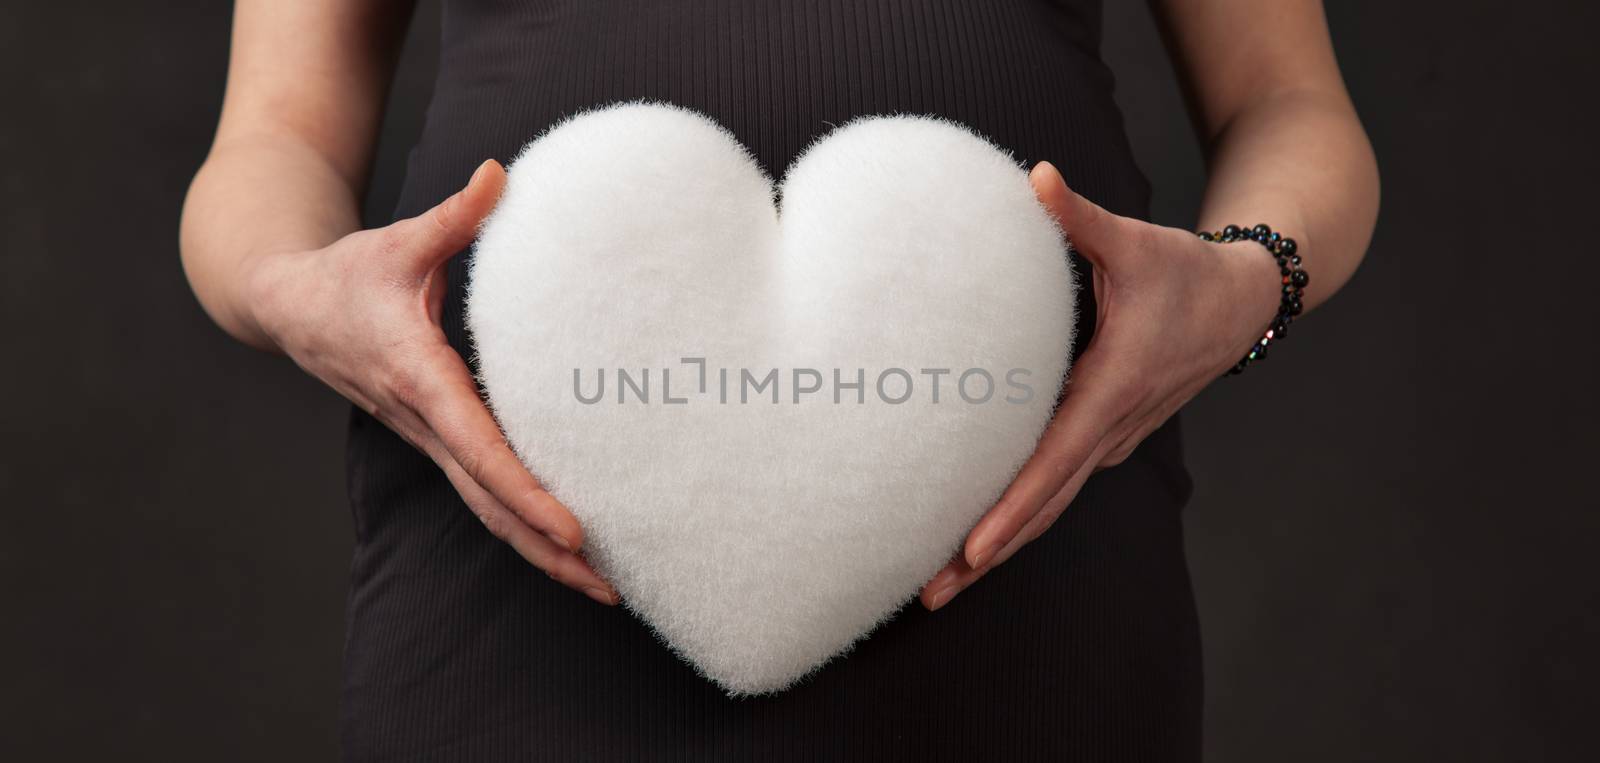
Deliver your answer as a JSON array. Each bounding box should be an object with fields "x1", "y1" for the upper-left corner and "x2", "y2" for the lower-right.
[
  {"x1": 246, "y1": 159, "x2": 618, "y2": 606},
  {"x1": 920, "y1": 161, "x2": 1286, "y2": 611}
]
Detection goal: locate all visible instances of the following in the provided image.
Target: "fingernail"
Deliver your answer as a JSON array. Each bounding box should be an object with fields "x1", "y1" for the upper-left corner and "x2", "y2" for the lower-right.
[
  {"x1": 544, "y1": 531, "x2": 572, "y2": 552},
  {"x1": 928, "y1": 584, "x2": 960, "y2": 611},
  {"x1": 584, "y1": 586, "x2": 617, "y2": 605},
  {"x1": 468, "y1": 159, "x2": 493, "y2": 186},
  {"x1": 969, "y1": 542, "x2": 1000, "y2": 570}
]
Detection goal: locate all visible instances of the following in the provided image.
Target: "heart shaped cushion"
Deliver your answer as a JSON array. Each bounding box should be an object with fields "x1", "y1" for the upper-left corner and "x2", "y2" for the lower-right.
[{"x1": 467, "y1": 103, "x2": 1074, "y2": 695}]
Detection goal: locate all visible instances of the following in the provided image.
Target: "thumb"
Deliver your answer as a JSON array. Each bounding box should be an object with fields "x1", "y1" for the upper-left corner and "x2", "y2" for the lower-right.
[
  {"x1": 402, "y1": 159, "x2": 507, "y2": 272},
  {"x1": 1030, "y1": 161, "x2": 1120, "y2": 269}
]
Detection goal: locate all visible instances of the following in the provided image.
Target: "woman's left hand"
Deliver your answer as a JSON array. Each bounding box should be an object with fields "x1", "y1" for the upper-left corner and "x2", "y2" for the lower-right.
[{"x1": 921, "y1": 161, "x2": 1290, "y2": 611}]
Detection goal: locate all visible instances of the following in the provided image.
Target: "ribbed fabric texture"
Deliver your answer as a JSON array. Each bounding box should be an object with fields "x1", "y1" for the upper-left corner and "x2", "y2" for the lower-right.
[{"x1": 342, "y1": 1, "x2": 1201, "y2": 759}]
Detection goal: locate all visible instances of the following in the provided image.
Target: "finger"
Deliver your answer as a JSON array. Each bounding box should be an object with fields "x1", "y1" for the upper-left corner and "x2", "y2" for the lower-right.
[
  {"x1": 923, "y1": 510, "x2": 1047, "y2": 611},
  {"x1": 1030, "y1": 161, "x2": 1122, "y2": 268},
  {"x1": 1101, "y1": 402, "x2": 1180, "y2": 470},
  {"x1": 960, "y1": 355, "x2": 1125, "y2": 570},
  {"x1": 923, "y1": 444, "x2": 1101, "y2": 610},
  {"x1": 409, "y1": 344, "x2": 586, "y2": 553},
  {"x1": 435, "y1": 452, "x2": 618, "y2": 605},
  {"x1": 384, "y1": 406, "x2": 613, "y2": 602},
  {"x1": 920, "y1": 557, "x2": 974, "y2": 611},
  {"x1": 396, "y1": 158, "x2": 507, "y2": 274}
]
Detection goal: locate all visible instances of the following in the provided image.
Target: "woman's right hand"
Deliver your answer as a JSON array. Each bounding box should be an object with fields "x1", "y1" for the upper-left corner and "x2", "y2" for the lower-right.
[{"x1": 245, "y1": 159, "x2": 619, "y2": 606}]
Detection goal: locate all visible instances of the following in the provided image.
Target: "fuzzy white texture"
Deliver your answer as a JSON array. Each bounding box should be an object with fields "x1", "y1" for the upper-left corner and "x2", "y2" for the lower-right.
[{"x1": 467, "y1": 102, "x2": 1075, "y2": 695}]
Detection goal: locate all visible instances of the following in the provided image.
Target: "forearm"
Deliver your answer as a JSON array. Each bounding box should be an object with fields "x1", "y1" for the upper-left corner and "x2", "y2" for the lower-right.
[
  {"x1": 1194, "y1": 88, "x2": 1379, "y2": 312},
  {"x1": 179, "y1": 0, "x2": 409, "y2": 351},
  {"x1": 180, "y1": 136, "x2": 363, "y2": 351}
]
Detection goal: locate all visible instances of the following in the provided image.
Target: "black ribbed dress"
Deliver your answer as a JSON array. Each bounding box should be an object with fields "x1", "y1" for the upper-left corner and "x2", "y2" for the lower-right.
[{"x1": 342, "y1": 1, "x2": 1201, "y2": 759}]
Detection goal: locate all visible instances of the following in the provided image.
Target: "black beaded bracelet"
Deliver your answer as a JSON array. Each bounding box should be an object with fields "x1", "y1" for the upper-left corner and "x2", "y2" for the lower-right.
[{"x1": 1196, "y1": 223, "x2": 1309, "y2": 376}]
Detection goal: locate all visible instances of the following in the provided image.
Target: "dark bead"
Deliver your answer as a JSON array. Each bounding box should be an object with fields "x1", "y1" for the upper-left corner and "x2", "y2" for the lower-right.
[
  {"x1": 1199, "y1": 231, "x2": 1215, "y2": 241},
  {"x1": 1274, "y1": 322, "x2": 1289, "y2": 339},
  {"x1": 1222, "y1": 224, "x2": 1241, "y2": 239},
  {"x1": 1292, "y1": 270, "x2": 1310, "y2": 288},
  {"x1": 1280, "y1": 238, "x2": 1297, "y2": 257},
  {"x1": 1253, "y1": 224, "x2": 1271, "y2": 238},
  {"x1": 1283, "y1": 284, "x2": 1295, "y2": 296},
  {"x1": 1271, "y1": 232, "x2": 1282, "y2": 242},
  {"x1": 1281, "y1": 265, "x2": 1291, "y2": 276},
  {"x1": 1291, "y1": 255, "x2": 1302, "y2": 266},
  {"x1": 1289, "y1": 298, "x2": 1304, "y2": 316}
]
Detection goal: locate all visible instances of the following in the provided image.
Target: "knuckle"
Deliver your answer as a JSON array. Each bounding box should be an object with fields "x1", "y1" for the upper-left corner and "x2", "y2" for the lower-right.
[
  {"x1": 1039, "y1": 493, "x2": 1070, "y2": 527},
  {"x1": 431, "y1": 199, "x2": 458, "y2": 236},
  {"x1": 1046, "y1": 451, "x2": 1081, "y2": 480},
  {"x1": 1100, "y1": 448, "x2": 1132, "y2": 469},
  {"x1": 1046, "y1": 440, "x2": 1094, "y2": 478},
  {"x1": 454, "y1": 443, "x2": 488, "y2": 480},
  {"x1": 385, "y1": 364, "x2": 427, "y2": 412},
  {"x1": 475, "y1": 508, "x2": 509, "y2": 541},
  {"x1": 1030, "y1": 515, "x2": 1061, "y2": 544}
]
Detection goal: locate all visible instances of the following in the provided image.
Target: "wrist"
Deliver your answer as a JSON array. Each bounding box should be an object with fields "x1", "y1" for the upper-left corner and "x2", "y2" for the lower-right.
[
  {"x1": 237, "y1": 249, "x2": 308, "y2": 354},
  {"x1": 1223, "y1": 239, "x2": 1288, "y2": 330},
  {"x1": 1197, "y1": 223, "x2": 1309, "y2": 375}
]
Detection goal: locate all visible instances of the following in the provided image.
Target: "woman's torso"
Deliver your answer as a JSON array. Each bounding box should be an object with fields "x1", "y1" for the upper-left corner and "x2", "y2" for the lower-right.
[{"x1": 343, "y1": 2, "x2": 1199, "y2": 759}]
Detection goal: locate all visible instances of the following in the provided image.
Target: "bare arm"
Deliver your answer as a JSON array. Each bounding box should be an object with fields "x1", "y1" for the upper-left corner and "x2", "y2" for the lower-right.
[
  {"x1": 181, "y1": 0, "x2": 406, "y2": 348},
  {"x1": 1155, "y1": 0, "x2": 1380, "y2": 309},
  {"x1": 181, "y1": 0, "x2": 615, "y2": 604},
  {"x1": 924, "y1": 0, "x2": 1379, "y2": 608}
]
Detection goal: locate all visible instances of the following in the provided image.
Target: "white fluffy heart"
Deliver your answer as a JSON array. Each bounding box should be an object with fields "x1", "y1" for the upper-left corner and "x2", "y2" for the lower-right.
[{"x1": 468, "y1": 103, "x2": 1074, "y2": 695}]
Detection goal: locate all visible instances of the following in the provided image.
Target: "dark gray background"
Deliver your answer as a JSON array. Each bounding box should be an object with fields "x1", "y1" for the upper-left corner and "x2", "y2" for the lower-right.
[{"x1": 2, "y1": 1, "x2": 1595, "y2": 760}]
